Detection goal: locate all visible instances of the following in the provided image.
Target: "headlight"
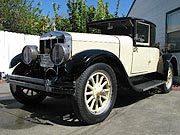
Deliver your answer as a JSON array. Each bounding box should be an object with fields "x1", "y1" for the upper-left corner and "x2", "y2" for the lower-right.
[
  {"x1": 50, "y1": 43, "x2": 70, "y2": 65},
  {"x1": 22, "y1": 45, "x2": 38, "y2": 64}
]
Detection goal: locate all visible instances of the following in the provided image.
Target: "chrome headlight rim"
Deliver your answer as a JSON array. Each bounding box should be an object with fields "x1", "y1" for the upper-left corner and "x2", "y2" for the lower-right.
[
  {"x1": 22, "y1": 45, "x2": 38, "y2": 65},
  {"x1": 50, "y1": 43, "x2": 70, "y2": 66}
]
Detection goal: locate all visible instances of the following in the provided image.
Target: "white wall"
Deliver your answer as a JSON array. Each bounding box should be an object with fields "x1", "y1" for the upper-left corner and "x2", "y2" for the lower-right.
[
  {"x1": 128, "y1": 0, "x2": 180, "y2": 49},
  {"x1": 0, "y1": 31, "x2": 39, "y2": 74}
]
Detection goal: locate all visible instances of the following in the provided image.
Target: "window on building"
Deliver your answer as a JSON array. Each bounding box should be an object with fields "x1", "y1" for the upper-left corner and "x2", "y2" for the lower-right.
[{"x1": 167, "y1": 8, "x2": 180, "y2": 52}]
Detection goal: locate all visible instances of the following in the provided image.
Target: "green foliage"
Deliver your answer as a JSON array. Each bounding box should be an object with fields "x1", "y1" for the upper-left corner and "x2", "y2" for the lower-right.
[
  {"x1": 65, "y1": 0, "x2": 116, "y2": 32},
  {"x1": 87, "y1": 6, "x2": 96, "y2": 23},
  {"x1": 66, "y1": 0, "x2": 88, "y2": 32},
  {"x1": 96, "y1": 0, "x2": 106, "y2": 20},
  {"x1": 0, "y1": 0, "x2": 122, "y2": 34},
  {"x1": 0, "y1": 0, "x2": 51, "y2": 35}
]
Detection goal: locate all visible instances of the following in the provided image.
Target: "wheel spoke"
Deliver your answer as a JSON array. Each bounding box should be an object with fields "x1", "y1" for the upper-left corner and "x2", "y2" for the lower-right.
[
  {"x1": 87, "y1": 84, "x2": 94, "y2": 91},
  {"x1": 25, "y1": 89, "x2": 30, "y2": 95},
  {"x1": 99, "y1": 97, "x2": 103, "y2": 106},
  {"x1": 90, "y1": 77, "x2": 96, "y2": 86},
  {"x1": 99, "y1": 76, "x2": 104, "y2": 85},
  {"x1": 103, "y1": 88, "x2": 110, "y2": 92},
  {"x1": 90, "y1": 99, "x2": 96, "y2": 110},
  {"x1": 85, "y1": 91, "x2": 93, "y2": 96},
  {"x1": 101, "y1": 81, "x2": 108, "y2": 88},
  {"x1": 87, "y1": 96, "x2": 94, "y2": 104},
  {"x1": 95, "y1": 99, "x2": 99, "y2": 111},
  {"x1": 101, "y1": 95, "x2": 108, "y2": 100},
  {"x1": 31, "y1": 90, "x2": 33, "y2": 96},
  {"x1": 96, "y1": 74, "x2": 99, "y2": 83}
]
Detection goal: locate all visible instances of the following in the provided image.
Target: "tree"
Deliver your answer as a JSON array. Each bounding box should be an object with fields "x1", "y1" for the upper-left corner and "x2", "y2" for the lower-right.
[
  {"x1": 52, "y1": 1, "x2": 61, "y2": 31},
  {"x1": 115, "y1": 0, "x2": 120, "y2": 17},
  {"x1": 0, "y1": 0, "x2": 51, "y2": 35},
  {"x1": 96, "y1": 0, "x2": 105, "y2": 21},
  {"x1": 87, "y1": 6, "x2": 96, "y2": 23},
  {"x1": 66, "y1": 0, "x2": 88, "y2": 32},
  {"x1": 104, "y1": 2, "x2": 114, "y2": 19},
  {"x1": 78, "y1": 0, "x2": 87, "y2": 32},
  {"x1": 67, "y1": 0, "x2": 79, "y2": 32},
  {"x1": 66, "y1": 0, "x2": 115, "y2": 32},
  {"x1": 0, "y1": 0, "x2": 119, "y2": 34}
]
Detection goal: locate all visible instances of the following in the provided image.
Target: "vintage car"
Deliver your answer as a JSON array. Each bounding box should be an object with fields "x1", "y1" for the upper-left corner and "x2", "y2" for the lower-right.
[{"x1": 6, "y1": 17, "x2": 178, "y2": 124}]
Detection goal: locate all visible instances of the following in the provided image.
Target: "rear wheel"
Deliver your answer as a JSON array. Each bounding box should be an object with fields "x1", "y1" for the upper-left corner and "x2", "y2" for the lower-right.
[
  {"x1": 160, "y1": 63, "x2": 173, "y2": 93},
  {"x1": 10, "y1": 64, "x2": 46, "y2": 106},
  {"x1": 72, "y1": 63, "x2": 117, "y2": 124}
]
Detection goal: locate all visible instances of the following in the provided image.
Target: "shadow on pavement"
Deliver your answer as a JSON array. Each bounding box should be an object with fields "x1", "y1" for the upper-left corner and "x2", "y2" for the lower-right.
[
  {"x1": 1, "y1": 97, "x2": 84, "y2": 126},
  {"x1": 22, "y1": 97, "x2": 84, "y2": 126},
  {"x1": 115, "y1": 91, "x2": 155, "y2": 108},
  {"x1": 0, "y1": 89, "x2": 159, "y2": 127}
]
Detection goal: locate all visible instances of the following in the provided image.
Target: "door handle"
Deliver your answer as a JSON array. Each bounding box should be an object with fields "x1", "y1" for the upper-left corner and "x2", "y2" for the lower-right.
[{"x1": 133, "y1": 47, "x2": 138, "y2": 52}]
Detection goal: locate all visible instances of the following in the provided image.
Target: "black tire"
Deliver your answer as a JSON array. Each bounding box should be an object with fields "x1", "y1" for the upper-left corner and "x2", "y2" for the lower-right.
[
  {"x1": 160, "y1": 63, "x2": 174, "y2": 93},
  {"x1": 72, "y1": 63, "x2": 117, "y2": 124},
  {"x1": 10, "y1": 64, "x2": 46, "y2": 106}
]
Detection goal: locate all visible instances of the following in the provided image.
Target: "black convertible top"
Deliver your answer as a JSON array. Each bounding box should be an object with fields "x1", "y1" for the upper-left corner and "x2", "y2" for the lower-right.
[{"x1": 87, "y1": 17, "x2": 156, "y2": 30}]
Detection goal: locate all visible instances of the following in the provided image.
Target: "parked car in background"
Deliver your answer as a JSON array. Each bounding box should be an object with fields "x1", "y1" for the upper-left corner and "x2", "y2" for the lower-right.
[{"x1": 6, "y1": 17, "x2": 178, "y2": 124}]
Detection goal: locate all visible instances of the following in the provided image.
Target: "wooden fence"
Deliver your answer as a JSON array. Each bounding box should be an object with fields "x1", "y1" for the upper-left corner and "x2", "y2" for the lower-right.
[{"x1": 0, "y1": 31, "x2": 39, "y2": 75}]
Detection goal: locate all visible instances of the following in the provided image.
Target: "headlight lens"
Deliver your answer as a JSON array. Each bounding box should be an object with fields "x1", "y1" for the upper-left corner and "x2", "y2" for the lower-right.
[
  {"x1": 22, "y1": 45, "x2": 38, "y2": 64},
  {"x1": 51, "y1": 43, "x2": 70, "y2": 65}
]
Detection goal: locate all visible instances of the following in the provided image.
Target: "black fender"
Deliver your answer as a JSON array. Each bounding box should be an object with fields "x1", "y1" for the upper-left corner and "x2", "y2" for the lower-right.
[
  {"x1": 162, "y1": 53, "x2": 178, "y2": 78},
  {"x1": 9, "y1": 53, "x2": 22, "y2": 68},
  {"x1": 65, "y1": 49, "x2": 134, "y2": 89}
]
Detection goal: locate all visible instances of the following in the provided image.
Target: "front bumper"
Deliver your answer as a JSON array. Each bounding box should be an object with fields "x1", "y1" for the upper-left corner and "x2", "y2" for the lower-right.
[{"x1": 6, "y1": 75, "x2": 75, "y2": 95}]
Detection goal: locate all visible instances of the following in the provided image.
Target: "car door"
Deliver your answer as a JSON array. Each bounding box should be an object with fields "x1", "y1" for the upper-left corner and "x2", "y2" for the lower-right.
[{"x1": 131, "y1": 22, "x2": 151, "y2": 74}]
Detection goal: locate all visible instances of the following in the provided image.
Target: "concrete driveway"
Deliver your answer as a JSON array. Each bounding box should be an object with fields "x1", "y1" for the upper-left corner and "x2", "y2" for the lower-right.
[{"x1": 0, "y1": 82, "x2": 180, "y2": 135}]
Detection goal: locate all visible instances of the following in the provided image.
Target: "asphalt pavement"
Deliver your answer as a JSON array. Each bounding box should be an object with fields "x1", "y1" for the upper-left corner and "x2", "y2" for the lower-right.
[{"x1": 0, "y1": 82, "x2": 180, "y2": 135}]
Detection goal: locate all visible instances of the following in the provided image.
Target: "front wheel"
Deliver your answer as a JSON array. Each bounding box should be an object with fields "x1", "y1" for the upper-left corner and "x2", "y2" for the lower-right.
[
  {"x1": 10, "y1": 63, "x2": 46, "y2": 106},
  {"x1": 72, "y1": 63, "x2": 117, "y2": 124},
  {"x1": 160, "y1": 63, "x2": 174, "y2": 93},
  {"x1": 10, "y1": 85, "x2": 46, "y2": 106}
]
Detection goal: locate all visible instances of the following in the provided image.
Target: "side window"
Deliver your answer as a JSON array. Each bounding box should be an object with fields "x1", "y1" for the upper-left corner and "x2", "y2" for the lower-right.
[{"x1": 135, "y1": 22, "x2": 150, "y2": 46}]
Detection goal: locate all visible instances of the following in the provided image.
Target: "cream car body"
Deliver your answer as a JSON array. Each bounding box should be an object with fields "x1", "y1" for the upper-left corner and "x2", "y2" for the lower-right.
[
  {"x1": 68, "y1": 32, "x2": 159, "y2": 77},
  {"x1": 6, "y1": 17, "x2": 178, "y2": 124}
]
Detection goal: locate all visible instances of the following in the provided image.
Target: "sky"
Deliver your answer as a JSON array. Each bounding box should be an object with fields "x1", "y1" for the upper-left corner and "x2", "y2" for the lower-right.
[{"x1": 34, "y1": 0, "x2": 134, "y2": 17}]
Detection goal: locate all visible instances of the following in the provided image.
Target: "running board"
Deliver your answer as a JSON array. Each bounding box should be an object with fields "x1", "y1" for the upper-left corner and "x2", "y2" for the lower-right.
[{"x1": 135, "y1": 80, "x2": 165, "y2": 92}]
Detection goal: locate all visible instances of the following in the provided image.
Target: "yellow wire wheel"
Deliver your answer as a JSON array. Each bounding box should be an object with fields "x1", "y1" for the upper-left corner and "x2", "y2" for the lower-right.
[
  {"x1": 72, "y1": 63, "x2": 117, "y2": 124},
  {"x1": 84, "y1": 71, "x2": 112, "y2": 114},
  {"x1": 159, "y1": 63, "x2": 174, "y2": 93}
]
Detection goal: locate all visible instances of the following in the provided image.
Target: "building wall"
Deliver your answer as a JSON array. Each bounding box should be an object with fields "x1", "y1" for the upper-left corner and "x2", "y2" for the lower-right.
[
  {"x1": 128, "y1": 0, "x2": 180, "y2": 49},
  {"x1": 0, "y1": 31, "x2": 39, "y2": 74}
]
